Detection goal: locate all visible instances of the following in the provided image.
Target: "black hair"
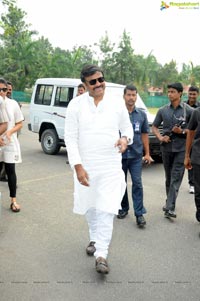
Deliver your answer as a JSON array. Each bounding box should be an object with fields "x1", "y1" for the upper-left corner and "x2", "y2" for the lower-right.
[
  {"x1": 188, "y1": 85, "x2": 199, "y2": 93},
  {"x1": 78, "y1": 83, "x2": 85, "y2": 89},
  {"x1": 80, "y1": 64, "x2": 104, "y2": 83},
  {"x1": 124, "y1": 84, "x2": 137, "y2": 95},
  {"x1": 167, "y1": 82, "x2": 183, "y2": 93},
  {"x1": 0, "y1": 78, "x2": 7, "y2": 85},
  {"x1": 7, "y1": 81, "x2": 13, "y2": 87}
]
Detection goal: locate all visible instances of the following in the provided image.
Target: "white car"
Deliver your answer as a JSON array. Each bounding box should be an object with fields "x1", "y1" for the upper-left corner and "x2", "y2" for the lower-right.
[{"x1": 28, "y1": 78, "x2": 161, "y2": 158}]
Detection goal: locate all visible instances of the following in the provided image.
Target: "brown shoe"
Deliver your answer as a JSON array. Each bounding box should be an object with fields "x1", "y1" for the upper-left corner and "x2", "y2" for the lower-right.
[
  {"x1": 96, "y1": 257, "x2": 109, "y2": 274},
  {"x1": 86, "y1": 241, "x2": 96, "y2": 256}
]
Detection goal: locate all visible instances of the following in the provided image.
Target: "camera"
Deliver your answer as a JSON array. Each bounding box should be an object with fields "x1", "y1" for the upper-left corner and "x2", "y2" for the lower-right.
[
  {"x1": 161, "y1": 120, "x2": 186, "y2": 145},
  {"x1": 175, "y1": 120, "x2": 186, "y2": 129}
]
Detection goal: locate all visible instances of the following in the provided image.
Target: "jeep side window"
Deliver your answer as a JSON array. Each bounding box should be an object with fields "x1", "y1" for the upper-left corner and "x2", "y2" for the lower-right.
[
  {"x1": 54, "y1": 87, "x2": 74, "y2": 107},
  {"x1": 35, "y1": 85, "x2": 53, "y2": 105}
]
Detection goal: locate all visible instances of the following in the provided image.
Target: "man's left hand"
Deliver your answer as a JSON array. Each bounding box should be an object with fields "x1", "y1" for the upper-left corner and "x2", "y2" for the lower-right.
[
  {"x1": 142, "y1": 155, "x2": 154, "y2": 165},
  {"x1": 115, "y1": 137, "x2": 128, "y2": 153}
]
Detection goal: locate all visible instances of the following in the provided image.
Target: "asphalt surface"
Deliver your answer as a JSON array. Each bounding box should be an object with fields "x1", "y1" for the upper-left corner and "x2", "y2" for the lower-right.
[{"x1": 0, "y1": 104, "x2": 200, "y2": 301}]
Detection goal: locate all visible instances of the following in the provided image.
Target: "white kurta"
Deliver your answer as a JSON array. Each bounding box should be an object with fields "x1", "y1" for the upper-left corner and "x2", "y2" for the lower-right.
[
  {"x1": 0, "y1": 97, "x2": 24, "y2": 163},
  {"x1": 0, "y1": 96, "x2": 9, "y2": 123},
  {"x1": 65, "y1": 91, "x2": 133, "y2": 215}
]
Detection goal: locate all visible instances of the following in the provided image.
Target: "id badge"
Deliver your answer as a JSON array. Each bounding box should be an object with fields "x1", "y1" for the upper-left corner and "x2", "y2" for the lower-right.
[{"x1": 134, "y1": 121, "x2": 140, "y2": 132}]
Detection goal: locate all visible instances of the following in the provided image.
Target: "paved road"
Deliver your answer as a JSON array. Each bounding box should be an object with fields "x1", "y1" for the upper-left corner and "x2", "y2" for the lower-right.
[{"x1": 0, "y1": 104, "x2": 199, "y2": 301}]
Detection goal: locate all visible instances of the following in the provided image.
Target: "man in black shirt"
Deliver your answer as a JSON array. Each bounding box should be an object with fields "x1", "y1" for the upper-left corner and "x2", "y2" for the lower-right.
[
  {"x1": 185, "y1": 86, "x2": 200, "y2": 194},
  {"x1": 152, "y1": 83, "x2": 193, "y2": 219},
  {"x1": 184, "y1": 107, "x2": 200, "y2": 222}
]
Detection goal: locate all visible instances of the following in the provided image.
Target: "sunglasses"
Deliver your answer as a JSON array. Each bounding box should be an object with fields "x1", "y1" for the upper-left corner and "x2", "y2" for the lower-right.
[
  {"x1": 86, "y1": 77, "x2": 105, "y2": 86},
  {"x1": 0, "y1": 88, "x2": 8, "y2": 92}
]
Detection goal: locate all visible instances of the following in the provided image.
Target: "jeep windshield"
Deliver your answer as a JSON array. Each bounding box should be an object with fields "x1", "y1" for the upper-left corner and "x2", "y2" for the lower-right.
[{"x1": 105, "y1": 84, "x2": 148, "y2": 113}]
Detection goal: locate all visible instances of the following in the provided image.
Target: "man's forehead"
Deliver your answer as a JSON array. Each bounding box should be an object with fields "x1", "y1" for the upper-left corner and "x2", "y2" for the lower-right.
[
  {"x1": 168, "y1": 88, "x2": 179, "y2": 91},
  {"x1": 126, "y1": 90, "x2": 137, "y2": 94},
  {"x1": 86, "y1": 71, "x2": 102, "y2": 78}
]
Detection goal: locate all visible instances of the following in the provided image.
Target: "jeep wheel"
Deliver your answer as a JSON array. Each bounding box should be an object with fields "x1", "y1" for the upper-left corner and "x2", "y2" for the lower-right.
[{"x1": 41, "y1": 129, "x2": 60, "y2": 155}]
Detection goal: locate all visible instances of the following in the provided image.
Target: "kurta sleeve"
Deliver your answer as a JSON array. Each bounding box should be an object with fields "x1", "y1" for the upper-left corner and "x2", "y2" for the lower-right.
[
  {"x1": 64, "y1": 99, "x2": 82, "y2": 168},
  {"x1": 13, "y1": 99, "x2": 24, "y2": 123},
  {"x1": 119, "y1": 101, "x2": 134, "y2": 145}
]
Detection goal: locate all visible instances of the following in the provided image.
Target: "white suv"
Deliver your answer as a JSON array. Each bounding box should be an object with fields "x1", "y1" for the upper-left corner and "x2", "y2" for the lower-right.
[{"x1": 28, "y1": 78, "x2": 161, "y2": 158}]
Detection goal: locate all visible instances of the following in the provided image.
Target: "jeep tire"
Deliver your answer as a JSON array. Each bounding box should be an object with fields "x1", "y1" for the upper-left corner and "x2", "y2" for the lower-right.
[{"x1": 41, "y1": 129, "x2": 61, "y2": 155}]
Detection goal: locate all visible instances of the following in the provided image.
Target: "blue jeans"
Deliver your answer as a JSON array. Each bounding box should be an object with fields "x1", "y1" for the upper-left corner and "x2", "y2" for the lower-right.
[{"x1": 121, "y1": 157, "x2": 147, "y2": 217}]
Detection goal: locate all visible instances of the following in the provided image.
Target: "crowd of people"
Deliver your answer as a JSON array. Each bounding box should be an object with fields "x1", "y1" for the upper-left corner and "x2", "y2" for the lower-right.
[
  {"x1": 1, "y1": 66, "x2": 200, "y2": 276},
  {"x1": 64, "y1": 64, "x2": 200, "y2": 275}
]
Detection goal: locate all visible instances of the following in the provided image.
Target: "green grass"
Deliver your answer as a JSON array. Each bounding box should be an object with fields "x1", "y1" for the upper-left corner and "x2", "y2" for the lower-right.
[{"x1": 148, "y1": 107, "x2": 159, "y2": 114}]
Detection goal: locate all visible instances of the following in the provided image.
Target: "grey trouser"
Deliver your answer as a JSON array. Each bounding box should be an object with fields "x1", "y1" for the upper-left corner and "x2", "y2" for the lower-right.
[
  {"x1": 188, "y1": 168, "x2": 194, "y2": 186},
  {"x1": 193, "y1": 164, "x2": 200, "y2": 211},
  {"x1": 162, "y1": 151, "x2": 185, "y2": 211}
]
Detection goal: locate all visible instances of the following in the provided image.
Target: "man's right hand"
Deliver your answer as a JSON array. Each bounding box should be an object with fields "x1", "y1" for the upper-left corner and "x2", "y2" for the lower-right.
[
  {"x1": 184, "y1": 157, "x2": 192, "y2": 170},
  {"x1": 160, "y1": 135, "x2": 171, "y2": 144},
  {"x1": 74, "y1": 164, "x2": 90, "y2": 186},
  {"x1": 0, "y1": 136, "x2": 6, "y2": 146}
]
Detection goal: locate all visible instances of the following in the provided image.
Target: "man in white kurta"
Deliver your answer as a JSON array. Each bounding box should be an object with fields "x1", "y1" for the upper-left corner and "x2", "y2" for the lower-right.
[{"x1": 65, "y1": 65, "x2": 133, "y2": 274}]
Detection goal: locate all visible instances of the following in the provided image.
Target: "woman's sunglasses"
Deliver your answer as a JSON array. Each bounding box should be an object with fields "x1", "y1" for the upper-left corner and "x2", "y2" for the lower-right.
[
  {"x1": 86, "y1": 77, "x2": 105, "y2": 86},
  {"x1": 0, "y1": 88, "x2": 8, "y2": 92}
]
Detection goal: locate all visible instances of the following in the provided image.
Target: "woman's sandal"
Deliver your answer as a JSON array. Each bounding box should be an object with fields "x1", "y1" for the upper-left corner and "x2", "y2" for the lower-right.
[{"x1": 10, "y1": 202, "x2": 20, "y2": 213}]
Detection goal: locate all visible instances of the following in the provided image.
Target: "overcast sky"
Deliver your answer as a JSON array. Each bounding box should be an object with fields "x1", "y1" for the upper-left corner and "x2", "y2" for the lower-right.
[{"x1": 2, "y1": 0, "x2": 200, "y2": 69}]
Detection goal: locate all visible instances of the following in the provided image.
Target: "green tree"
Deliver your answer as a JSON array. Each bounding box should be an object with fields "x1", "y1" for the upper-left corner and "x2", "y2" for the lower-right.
[
  {"x1": 179, "y1": 63, "x2": 192, "y2": 84},
  {"x1": 112, "y1": 30, "x2": 137, "y2": 84},
  {"x1": 0, "y1": 0, "x2": 38, "y2": 89},
  {"x1": 155, "y1": 60, "x2": 179, "y2": 92},
  {"x1": 30, "y1": 37, "x2": 54, "y2": 80},
  {"x1": 95, "y1": 32, "x2": 115, "y2": 81},
  {"x1": 191, "y1": 65, "x2": 200, "y2": 87},
  {"x1": 180, "y1": 62, "x2": 200, "y2": 87},
  {"x1": 134, "y1": 51, "x2": 160, "y2": 91},
  {"x1": 1, "y1": 0, "x2": 199, "y2": 92},
  {"x1": 66, "y1": 45, "x2": 96, "y2": 78}
]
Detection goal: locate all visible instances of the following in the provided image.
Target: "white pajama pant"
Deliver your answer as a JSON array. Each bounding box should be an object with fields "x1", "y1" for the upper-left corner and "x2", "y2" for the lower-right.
[{"x1": 85, "y1": 208, "x2": 115, "y2": 259}]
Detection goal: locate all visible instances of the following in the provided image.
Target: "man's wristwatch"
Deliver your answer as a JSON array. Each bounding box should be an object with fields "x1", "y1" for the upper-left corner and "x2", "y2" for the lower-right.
[{"x1": 182, "y1": 130, "x2": 186, "y2": 135}]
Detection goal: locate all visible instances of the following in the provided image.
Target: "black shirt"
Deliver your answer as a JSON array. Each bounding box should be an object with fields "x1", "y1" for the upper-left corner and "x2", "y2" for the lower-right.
[
  {"x1": 186, "y1": 100, "x2": 200, "y2": 108},
  {"x1": 187, "y1": 107, "x2": 200, "y2": 165},
  {"x1": 153, "y1": 102, "x2": 193, "y2": 152}
]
